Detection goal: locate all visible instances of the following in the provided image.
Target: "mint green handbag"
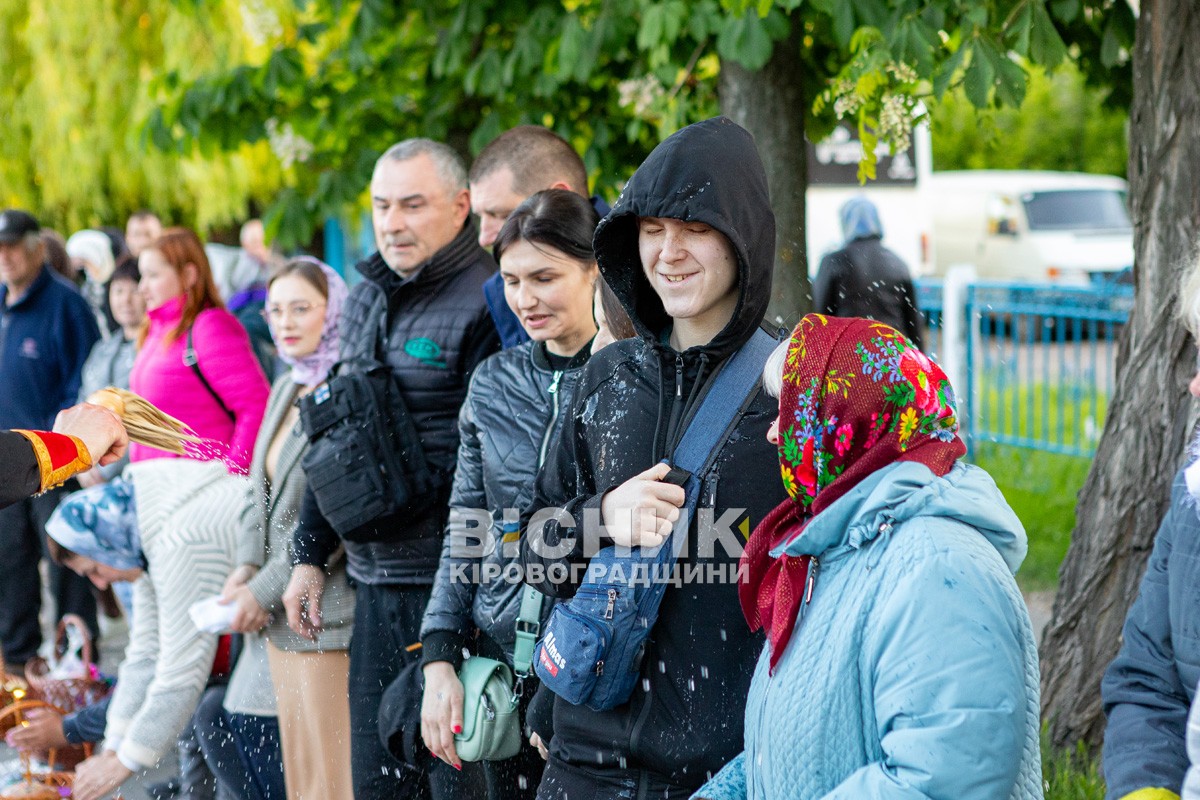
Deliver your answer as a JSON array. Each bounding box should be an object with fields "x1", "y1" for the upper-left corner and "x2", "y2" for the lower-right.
[{"x1": 454, "y1": 586, "x2": 544, "y2": 762}]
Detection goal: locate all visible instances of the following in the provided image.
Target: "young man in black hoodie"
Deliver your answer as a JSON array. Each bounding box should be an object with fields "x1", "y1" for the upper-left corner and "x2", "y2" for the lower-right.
[{"x1": 520, "y1": 117, "x2": 787, "y2": 799}]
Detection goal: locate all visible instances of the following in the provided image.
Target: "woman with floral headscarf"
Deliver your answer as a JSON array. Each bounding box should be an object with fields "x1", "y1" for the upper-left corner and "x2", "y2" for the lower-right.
[{"x1": 695, "y1": 314, "x2": 1042, "y2": 800}]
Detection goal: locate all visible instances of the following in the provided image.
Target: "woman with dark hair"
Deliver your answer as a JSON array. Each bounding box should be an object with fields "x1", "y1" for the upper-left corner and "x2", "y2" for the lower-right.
[
  {"x1": 210, "y1": 256, "x2": 356, "y2": 800},
  {"x1": 129, "y1": 227, "x2": 269, "y2": 473},
  {"x1": 416, "y1": 189, "x2": 599, "y2": 798}
]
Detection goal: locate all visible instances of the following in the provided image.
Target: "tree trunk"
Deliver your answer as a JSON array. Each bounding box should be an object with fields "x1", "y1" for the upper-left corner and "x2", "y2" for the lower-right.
[
  {"x1": 718, "y1": 14, "x2": 810, "y2": 330},
  {"x1": 1039, "y1": 0, "x2": 1200, "y2": 749}
]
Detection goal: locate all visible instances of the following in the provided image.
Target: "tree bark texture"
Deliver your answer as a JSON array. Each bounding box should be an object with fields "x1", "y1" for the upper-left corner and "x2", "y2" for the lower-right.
[
  {"x1": 1039, "y1": 0, "x2": 1200, "y2": 749},
  {"x1": 718, "y1": 15, "x2": 810, "y2": 330}
]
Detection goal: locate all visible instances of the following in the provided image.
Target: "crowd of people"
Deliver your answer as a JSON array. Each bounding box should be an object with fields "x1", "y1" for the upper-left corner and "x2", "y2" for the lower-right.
[{"x1": 0, "y1": 116, "x2": 1197, "y2": 800}]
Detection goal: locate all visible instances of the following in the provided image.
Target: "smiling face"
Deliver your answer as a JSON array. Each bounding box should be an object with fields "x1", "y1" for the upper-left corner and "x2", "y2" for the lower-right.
[
  {"x1": 137, "y1": 248, "x2": 188, "y2": 311},
  {"x1": 637, "y1": 217, "x2": 739, "y2": 345},
  {"x1": 500, "y1": 239, "x2": 598, "y2": 357},
  {"x1": 371, "y1": 154, "x2": 470, "y2": 277},
  {"x1": 63, "y1": 555, "x2": 143, "y2": 590},
  {"x1": 266, "y1": 273, "x2": 327, "y2": 360}
]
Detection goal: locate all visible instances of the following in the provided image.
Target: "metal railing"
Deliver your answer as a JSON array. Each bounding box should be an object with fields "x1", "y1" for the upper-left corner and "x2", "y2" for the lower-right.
[{"x1": 917, "y1": 278, "x2": 1133, "y2": 457}]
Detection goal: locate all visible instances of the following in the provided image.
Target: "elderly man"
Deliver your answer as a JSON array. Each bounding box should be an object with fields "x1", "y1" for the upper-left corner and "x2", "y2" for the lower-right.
[
  {"x1": 469, "y1": 125, "x2": 607, "y2": 348},
  {"x1": 286, "y1": 139, "x2": 500, "y2": 799},
  {"x1": 0, "y1": 209, "x2": 102, "y2": 670}
]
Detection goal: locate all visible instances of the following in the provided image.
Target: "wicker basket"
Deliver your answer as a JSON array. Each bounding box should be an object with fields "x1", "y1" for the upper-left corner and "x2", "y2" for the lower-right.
[
  {"x1": 0, "y1": 699, "x2": 85, "y2": 798},
  {"x1": 23, "y1": 616, "x2": 112, "y2": 715},
  {"x1": 0, "y1": 642, "x2": 36, "y2": 739}
]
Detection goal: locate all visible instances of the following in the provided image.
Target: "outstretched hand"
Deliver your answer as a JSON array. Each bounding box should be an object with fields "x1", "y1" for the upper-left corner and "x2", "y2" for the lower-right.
[{"x1": 54, "y1": 403, "x2": 129, "y2": 466}]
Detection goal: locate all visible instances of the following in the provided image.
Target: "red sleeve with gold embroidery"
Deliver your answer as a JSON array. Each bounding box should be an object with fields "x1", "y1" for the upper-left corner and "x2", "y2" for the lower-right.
[{"x1": 12, "y1": 430, "x2": 92, "y2": 492}]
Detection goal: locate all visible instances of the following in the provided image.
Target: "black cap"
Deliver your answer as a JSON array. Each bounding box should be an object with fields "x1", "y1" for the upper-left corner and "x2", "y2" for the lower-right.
[{"x1": 0, "y1": 210, "x2": 40, "y2": 244}]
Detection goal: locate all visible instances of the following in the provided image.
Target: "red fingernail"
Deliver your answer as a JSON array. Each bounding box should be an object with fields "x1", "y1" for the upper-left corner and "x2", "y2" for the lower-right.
[
  {"x1": 452, "y1": 725, "x2": 462, "y2": 734},
  {"x1": 453, "y1": 763, "x2": 462, "y2": 771}
]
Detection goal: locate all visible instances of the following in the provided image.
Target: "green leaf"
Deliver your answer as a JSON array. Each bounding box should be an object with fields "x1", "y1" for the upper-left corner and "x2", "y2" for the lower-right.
[
  {"x1": 963, "y1": 40, "x2": 996, "y2": 108},
  {"x1": 262, "y1": 48, "x2": 304, "y2": 97},
  {"x1": 638, "y1": 4, "x2": 665, "y2": 51},
  {"x1": 1005, "y1": 1, "x2": 1033, "y2": 56},
  {"x1": 1050, "y1": 0, "x2": 1081, "y2": 23},
  {"x1": 993, "y1": 55, "x2": 1027, "y2": 107},
  {"x1": 1028, "y1": 2, "x2": 1067, "y2": 67},
  {"x1": 558, "y1": 15, "x2": 586, "y2": 81},
  {"x1": 1100, "y1": 18, "x2": 1122, "y2": 68},
  {"x1": 756, "y1": 0, "x2": 772, "y2": 17},
  {"x1": 781, "y1": 428, "x2": 802, "y2": 465},
  {"x1": 933, "y1": 43, "x2": 967, "y2": 100},
  {"x1": 830, "y1": 1, "x2": 855, "y2": 48},
  {"x1": 716, "y1": 11, "x2": 774, "y2": 71}
]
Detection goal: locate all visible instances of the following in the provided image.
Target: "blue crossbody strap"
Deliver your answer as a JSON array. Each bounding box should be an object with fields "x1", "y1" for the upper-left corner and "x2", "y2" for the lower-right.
[
  {"x1": 663, "y1": 327, "x2": 777, "y2": 560},
  {"x1": 673, "y1": 327, "x2": 777, "y2": 476}
]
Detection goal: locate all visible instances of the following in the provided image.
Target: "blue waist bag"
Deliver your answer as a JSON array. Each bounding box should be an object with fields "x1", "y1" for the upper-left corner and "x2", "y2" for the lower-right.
[{"x1": 534, "y1": 329, "x2": 775, "y2": 711}]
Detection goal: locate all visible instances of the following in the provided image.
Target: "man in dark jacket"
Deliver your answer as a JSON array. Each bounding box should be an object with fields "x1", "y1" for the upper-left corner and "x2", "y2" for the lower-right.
[
  {"x1": 519, "y1": 117, "x2": 787, "y2": 799},
  {"x1": 469, "y1": 125, "x2": 609, "y2": 349},
  {"x1": 812, "y1": 195, "x2": 925, "y2": 349},
  {"x1": 0, "y1": 209, "x2": 102, "y2": 668},
  {"x1": 285, "y1": 139, "x2": 500, "y2": 799}
]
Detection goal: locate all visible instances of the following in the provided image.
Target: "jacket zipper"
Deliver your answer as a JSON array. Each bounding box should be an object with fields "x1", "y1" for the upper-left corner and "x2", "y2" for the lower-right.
[
  {"x1": 536, "y1": 370, "x2": 563, "y2": 468},
  {"x1": 674, "y1": 354, "x2": 684, "y2": 398}
]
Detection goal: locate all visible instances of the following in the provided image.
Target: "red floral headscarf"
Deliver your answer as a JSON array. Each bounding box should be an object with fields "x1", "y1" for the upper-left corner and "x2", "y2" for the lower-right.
[{"x1": 739, "y1": 314, "x2": 966, "y2": 671}]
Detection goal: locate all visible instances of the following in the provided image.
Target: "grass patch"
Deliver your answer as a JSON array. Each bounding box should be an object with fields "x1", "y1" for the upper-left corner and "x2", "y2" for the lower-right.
[
  {"x1": 1042, "y1": 728, "x2": 1106, "y2": 800},
  {"x1": 969, "y1": 442, "x2": 1091, "y2": 591},
  {"x1": 973, "y1": 375, "x2": 1109, "y2": 456}
]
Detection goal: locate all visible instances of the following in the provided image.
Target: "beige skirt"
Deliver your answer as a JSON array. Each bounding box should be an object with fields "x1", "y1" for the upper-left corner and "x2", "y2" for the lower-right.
[{"x1": 266, "y1": 641, "x2": 354, "y2": 800}]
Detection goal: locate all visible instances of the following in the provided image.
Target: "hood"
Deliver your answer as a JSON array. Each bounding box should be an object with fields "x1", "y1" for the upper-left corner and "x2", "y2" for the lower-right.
[
  {"x1": 839, "y1": 195, "x2": 883, "y2": 243},
  {"x1": 776, "y1": 461, "x2": 1027, "y2": 575},
  {"x1": 593, "y1": 116, "x2": 775, "y2": 358},
  {"x1": 126, "y1": 459, "x2": 244, "y2": 545}
]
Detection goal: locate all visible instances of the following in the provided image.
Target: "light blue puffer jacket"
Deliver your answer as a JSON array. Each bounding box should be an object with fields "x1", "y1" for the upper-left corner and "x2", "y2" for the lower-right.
[{"x1": 696, "y1": 461, "x2": 1043, "y2": 800}]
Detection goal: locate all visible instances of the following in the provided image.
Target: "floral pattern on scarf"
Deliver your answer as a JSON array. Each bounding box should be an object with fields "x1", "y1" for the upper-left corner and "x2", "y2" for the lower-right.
[{"x1": 740, "y1": 314, "x2": 966, "y2": 671}]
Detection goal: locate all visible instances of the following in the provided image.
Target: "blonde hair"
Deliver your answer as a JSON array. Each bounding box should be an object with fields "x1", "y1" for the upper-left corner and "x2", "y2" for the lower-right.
[
  {"x1": 762, "y1": 338, "x2": 790, "y2": 398},
  {"x1": 1179, "y1": 246, "x2": 1200, "y2": 340}
]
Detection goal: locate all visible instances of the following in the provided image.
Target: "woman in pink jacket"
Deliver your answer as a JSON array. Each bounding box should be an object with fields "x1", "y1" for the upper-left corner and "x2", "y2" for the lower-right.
[{"x1": 129, "y1": 227, "x2": 269, "y2": 474}]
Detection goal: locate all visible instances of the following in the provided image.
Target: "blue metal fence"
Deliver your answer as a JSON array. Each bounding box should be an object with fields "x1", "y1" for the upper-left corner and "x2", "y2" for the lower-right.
[{"x1": 917, "y1": 279, "x2": 1133, "y2": 458}]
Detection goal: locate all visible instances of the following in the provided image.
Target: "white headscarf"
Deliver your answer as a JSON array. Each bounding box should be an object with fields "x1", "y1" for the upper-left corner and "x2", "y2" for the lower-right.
[{"x1": 66, "y1": 229, "x2": 116, "y2": 283}]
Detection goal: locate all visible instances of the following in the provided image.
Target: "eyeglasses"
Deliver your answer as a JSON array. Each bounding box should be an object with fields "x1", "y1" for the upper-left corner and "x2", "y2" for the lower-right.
[{"x1": 262, "y1": 302, "x2": 325, "y2": 322}]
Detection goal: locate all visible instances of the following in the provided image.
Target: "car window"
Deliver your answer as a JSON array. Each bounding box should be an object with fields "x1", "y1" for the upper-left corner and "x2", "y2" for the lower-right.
[{"x1": 1021, "y1": 189, "x2": 1131, "y2": 232}]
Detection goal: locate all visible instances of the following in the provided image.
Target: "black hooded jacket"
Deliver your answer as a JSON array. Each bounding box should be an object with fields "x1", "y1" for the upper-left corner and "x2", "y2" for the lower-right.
[{"x1": 519, "y1": 117, "x2": 786, "y2": 791}]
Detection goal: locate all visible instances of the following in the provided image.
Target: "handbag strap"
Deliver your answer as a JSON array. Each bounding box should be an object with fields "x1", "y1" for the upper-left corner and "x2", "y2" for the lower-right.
[
  {"x1": 184, "y1": 326, "x2": 236, "y2": 422},
  {"x1": 511, "y1": 585, "x2": 545, "y2": 678}
]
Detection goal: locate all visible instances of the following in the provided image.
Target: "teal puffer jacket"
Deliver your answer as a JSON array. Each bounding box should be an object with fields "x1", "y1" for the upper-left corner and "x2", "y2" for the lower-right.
[{"x1": 696, "y1": 461, "x2": 1043, "y2": 800}]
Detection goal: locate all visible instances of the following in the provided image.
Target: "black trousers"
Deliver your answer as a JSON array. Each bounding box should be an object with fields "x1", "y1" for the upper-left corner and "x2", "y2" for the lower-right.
[
  {"x1": 535, "y1": 757, "x2": 693, "y2": 800},
  {"x1": 349, "y1": 582, "x2": 483, "y2": 800},
  {"x1": 0, "y1": 486, "x2": 98, "y2": 665}
]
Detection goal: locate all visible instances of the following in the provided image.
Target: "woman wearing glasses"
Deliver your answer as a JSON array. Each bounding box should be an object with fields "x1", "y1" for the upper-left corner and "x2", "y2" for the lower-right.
[{"x1": 212, "y1": 257, "x2": 357, "y2": 800}]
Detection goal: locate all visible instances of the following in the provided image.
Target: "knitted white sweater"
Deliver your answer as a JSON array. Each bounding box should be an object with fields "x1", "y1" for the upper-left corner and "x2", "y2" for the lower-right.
[{"x1": 104, "y1": 459, "x2": 246, "y2": 771}]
